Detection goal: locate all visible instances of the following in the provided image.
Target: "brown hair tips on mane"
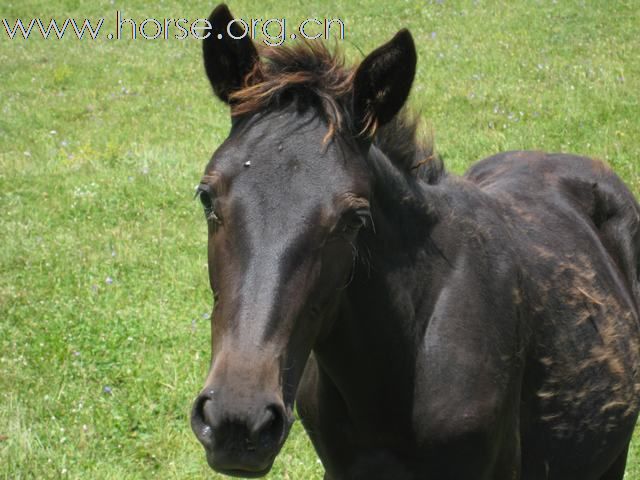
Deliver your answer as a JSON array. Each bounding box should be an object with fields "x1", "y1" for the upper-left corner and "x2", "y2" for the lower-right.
[
  {"x1": 229, "y1": 41, "x2": 354, "y2": 139},
  {"x1": 228, "y1": 40, "x2": 443, "y2": 183}
]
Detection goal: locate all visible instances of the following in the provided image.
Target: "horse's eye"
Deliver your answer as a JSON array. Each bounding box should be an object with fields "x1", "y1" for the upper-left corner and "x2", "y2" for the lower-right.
[
  {"x1": 197, "y1": 187, "x2": 222, "y2": 225},
  {"x1": 342, "y1": 209, "x2": 370, "y2": 233}
]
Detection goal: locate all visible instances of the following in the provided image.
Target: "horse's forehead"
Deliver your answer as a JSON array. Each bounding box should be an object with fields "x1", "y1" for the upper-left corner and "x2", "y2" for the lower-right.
[
  {"x1": 232, "y1": 107, "x2": 324, "y2": 149},
  {"x1": 212, "y1": 114, "x2": 363, "y2": 196}
]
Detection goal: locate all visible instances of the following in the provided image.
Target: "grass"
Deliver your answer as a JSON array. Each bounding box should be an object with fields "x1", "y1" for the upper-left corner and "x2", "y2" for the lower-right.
[{"x1": 1, "y1": 0, "x2": 639, "y2": 478}]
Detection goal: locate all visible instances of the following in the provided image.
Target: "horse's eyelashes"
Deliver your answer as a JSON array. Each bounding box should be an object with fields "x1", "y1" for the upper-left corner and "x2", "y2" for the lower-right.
[
  {"x1": 341, "y1": 209, "x2": 370, "y2": 233},
  {"x1": 196, "y1": 187, "x2": 223, "y2": 226},
  {"x1": 197, "y1": 189, "x2": 212, "y2": 208}
]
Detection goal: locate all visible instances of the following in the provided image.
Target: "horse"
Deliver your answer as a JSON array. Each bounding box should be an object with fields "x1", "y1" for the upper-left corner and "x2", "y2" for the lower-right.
[{"x1": 189, "y1": 4, "x2": 640, "y2": 479}]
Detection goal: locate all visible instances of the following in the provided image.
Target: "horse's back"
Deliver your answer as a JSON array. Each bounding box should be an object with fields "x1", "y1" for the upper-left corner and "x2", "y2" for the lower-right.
[
  {"x1": 465, "y1": 151, "x2": 640, "y2": 478},
  {"x1": 466, "y1": 151, "x2": 640, "y2": 303}
]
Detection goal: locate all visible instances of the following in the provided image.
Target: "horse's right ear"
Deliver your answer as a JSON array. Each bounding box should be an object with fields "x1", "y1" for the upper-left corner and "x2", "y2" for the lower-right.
[{"x1": 203, "y1": 4, "x2": 259, "y2": 104}]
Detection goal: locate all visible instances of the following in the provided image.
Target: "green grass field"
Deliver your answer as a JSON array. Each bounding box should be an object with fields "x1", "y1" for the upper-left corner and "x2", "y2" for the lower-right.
[{"x1": 1, "y1": 1, "x2": 639, "y2": 478}]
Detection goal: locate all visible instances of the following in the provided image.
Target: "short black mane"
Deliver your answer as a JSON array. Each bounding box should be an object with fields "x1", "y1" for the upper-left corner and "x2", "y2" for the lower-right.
[{"x1": 229, "y1": 41, "x2": 445, "y2": 184}]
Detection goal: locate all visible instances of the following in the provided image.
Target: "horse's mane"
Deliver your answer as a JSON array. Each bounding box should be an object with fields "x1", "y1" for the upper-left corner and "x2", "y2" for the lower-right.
[{"x1": 229, "y1": 41, "x2": 444, "y2": 184}]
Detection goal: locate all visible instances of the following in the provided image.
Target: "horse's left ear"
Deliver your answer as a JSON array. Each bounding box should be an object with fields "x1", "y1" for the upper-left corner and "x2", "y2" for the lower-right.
[
  {"x1": 203, "y1": 4, "x2": 260, "y2": 104},
  {"x1": 352, "y1": 29, "x2": 417, "y2": 134}
]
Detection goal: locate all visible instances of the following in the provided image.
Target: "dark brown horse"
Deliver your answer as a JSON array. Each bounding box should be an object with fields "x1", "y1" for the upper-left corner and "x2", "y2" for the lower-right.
[{"x1": 190, "y1": 4, "x2": 640, "y2": 479}]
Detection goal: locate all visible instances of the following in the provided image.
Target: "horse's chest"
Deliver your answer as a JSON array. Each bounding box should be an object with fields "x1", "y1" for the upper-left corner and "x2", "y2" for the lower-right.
[{"x1": 328, "y1": 448, "x2": 417, "y2": 480}]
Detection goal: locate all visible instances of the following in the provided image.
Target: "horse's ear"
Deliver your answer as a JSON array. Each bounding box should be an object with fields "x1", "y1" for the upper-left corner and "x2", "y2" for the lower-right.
[
  {"x1": 203, "y1": 4, "x2": 259, "y2": 104},
  {"x1": 352, "y1": 29, "x2": 416, "y2": 134}
]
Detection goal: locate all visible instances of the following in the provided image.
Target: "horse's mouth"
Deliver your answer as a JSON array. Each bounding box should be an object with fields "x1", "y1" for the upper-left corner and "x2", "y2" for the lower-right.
[
  {"x1": 204, "y1": 447, "x2": 278, "y2": 478},
  {"x1": 208, "y1": 460, "x2": 273, "y2": 478},
  {"x1": 214, "y1": 466, "x2": 274, "y2": 478}
]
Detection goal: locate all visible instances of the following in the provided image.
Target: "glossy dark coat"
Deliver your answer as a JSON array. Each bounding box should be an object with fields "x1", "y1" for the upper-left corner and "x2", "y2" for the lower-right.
[{"x1": 190, "y1": 5, "x2": 640, "y2": 479}]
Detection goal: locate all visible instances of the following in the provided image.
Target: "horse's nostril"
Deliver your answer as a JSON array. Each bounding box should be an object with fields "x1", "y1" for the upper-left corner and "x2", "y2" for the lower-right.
[
  {"x1": 202, "y1": 399, "x2": 216, "y2": 429},
  {"x1": 252, "y1": 404, "x2": 285, "y2": 448},
  {"x1": 191, "y1": 392, "x2": 217, "y2": 448}
]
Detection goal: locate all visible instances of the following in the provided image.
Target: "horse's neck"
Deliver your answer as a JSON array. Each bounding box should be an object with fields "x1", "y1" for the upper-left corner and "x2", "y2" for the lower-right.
[{"x1": 313, "y1": 149, "x2": 449, "y2": 410}]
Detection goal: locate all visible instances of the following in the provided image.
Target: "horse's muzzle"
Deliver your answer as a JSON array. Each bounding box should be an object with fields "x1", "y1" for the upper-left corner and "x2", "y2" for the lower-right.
[{"x1": 190, "y1": 388, "x2": 289, "y2": 477}]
